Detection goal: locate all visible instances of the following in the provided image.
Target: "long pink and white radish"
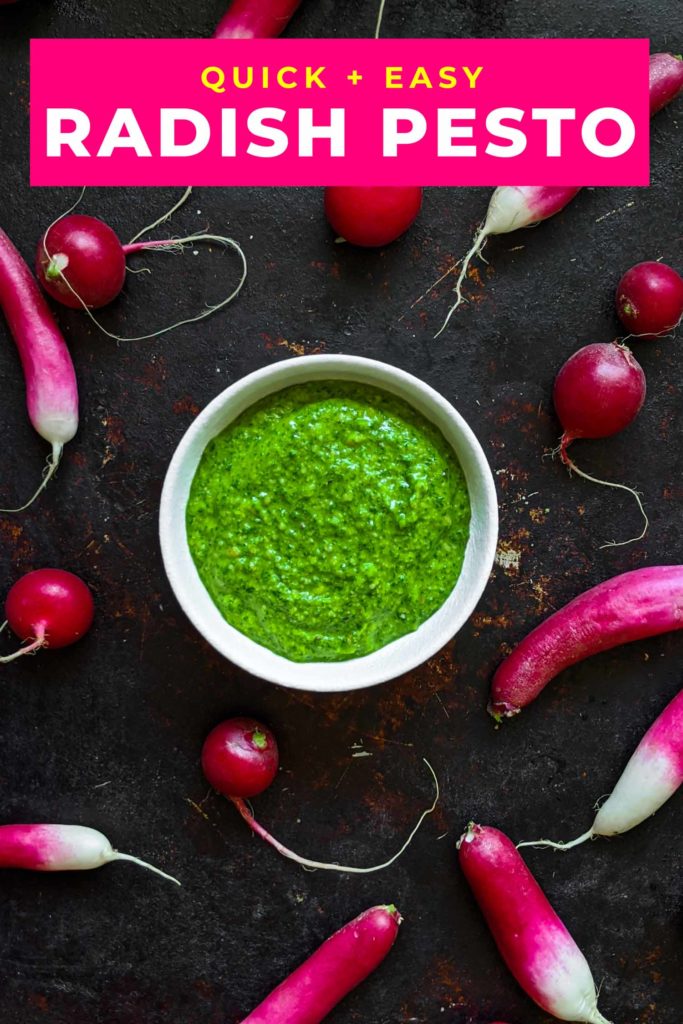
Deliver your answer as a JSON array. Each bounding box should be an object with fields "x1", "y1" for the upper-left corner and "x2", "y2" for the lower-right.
[
  {"x1": 240, "y1": 904, "x2": 400, "y2": 1024},
  {"x1": 0, "y1": 227, "x2": 78, "y2": 511},
  {"x1": 437, "y1": 52, "x2": 683, "y2": 335},
  {"x1": 214, "y1": 0, "x2": 302, "y2": 39},
  {"x1": 490, "y1": 565, "x2": 683, "y2": 720},
  {"x1": 0, "y1": 568, "x2": 94, "y2": 664},
  {"x1": 202, "y1": 717, "x2": 439, "y2": 874},
  {"x1": 36, "y1": 196, "x2": 247, "y2": 342},
  {"x1": 554, "y1": 341, "x2": 648, "y2": 547},
  {"x1": 520, "y1": 687, "x2": 683, "y2": 850},
  {"x1": 0, "y1": 824, "x2": 179, "y2": 884},
  {"x1": 458, "y1": 824, "x2": 611, "y2": 1024}
]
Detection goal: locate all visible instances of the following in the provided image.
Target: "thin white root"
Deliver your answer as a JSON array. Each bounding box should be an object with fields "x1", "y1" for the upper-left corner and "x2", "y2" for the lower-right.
[
  {"x1": 236, "y1": 758, "x2": 439, "y2": 875},
  {"x1": 127, "y1": 186, "x2": 193, "y2": 245},
  {"x1": 517, "y1": 828, "x2": 595, "y2": 852},
  {"x1": 0, "y1": 442, "x2": 63, "y2": 513},
  {"x1": 0, "y1": 621, "x2": 7, "y2": 635},
  {"x1": 565, "y1": 459, "x2": 649, "y2": 548},
  {"x1": 112, "y1": 852, "x2": 181, "y2": 885},
  {"x1": 434, "y1": 226, "x2": 489, "y2": 338},
  {"x1": 374, "y1": 0, "x2": 387, "y2": 37},
  {"x1": 0, "y1": 635, "x2": 46, "y2": 664},
  {"x1": 48, "y1": 234, "x2": 248, "y2": 343}
]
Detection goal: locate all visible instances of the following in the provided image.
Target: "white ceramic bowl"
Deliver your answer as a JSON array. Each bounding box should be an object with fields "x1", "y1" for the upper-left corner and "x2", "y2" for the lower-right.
[{"x1": 159, "y1": 355, "x2": 498, "y2": 692}]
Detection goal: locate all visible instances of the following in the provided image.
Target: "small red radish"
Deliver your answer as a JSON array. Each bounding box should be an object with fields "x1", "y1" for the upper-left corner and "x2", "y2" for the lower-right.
[
  {"x1": 0, "y1": 227, "x2": 78, "y2": 511},
  {"x1": 553, "y1": 342, "x2": 648, "y2": 547},
  {"x1": 0, "y1": 824, "x2": 179, "y2": 883},
  {"x1": 648, "y1": 52, "x2": 683, "y2": 115},
  {"x1": 324, "y1": 187, "x2": 423, "y2": 248},
  {"x1": 437, "y1": 52, "x2": 683, "y2": 335},
  {"x1": 489, "y1": 565, "x2": 683, "y2": 720},
  {"x1": 201, "y1": 717, "x2": 279, "y2": 798},
  {"x1": 202, "y1": 717, "x2": 438, "y2": 874},
  {"x1": 615, "y1": 261, "x2": 683, "y2": 339},
  {"x1": 37, "y1": 214, "x2": 126, "y2": 310},
  {"x1": 458, "y1": 824, "x2": 611, "y2": 1024},
  {"x1": 520, "y1": 687, "x2": 683, "y2": 850},
  {"x1": 36, "y1": 196, "x2": 247, "y2": 341},
  {"x1": 0, "y1": 569, "x2": 94, "y2": 664},
  {"x1": 240, "y1": 904, "x2": 400, "y2": 1024},
  {"x1": 214, "y1": 0, "x2": 302, "y2": 38}
]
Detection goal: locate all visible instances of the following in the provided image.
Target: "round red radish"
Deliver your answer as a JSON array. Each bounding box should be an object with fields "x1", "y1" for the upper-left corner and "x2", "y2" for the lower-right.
[
  {"x1": 554, "y1": 342, "x2": 646, "y2": 450},
  {"x1": 37, "y1": 215, "x2": 126, "y2": 310},
  {"x1": 5, "y1": 569, "x2": 94, "y2": 652},
  {"x1": 616, "y1": 261, "x2": 683, "y2": 339},
  {"x1": 202, "y1": 717, "x2": 279, "y2": 799},
  {"x1": 324, "y1": 186, "x2": 423, "y2": 248}
]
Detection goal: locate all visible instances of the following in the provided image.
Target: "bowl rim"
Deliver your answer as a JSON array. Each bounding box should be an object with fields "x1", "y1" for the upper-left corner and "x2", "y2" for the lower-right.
[{"x1": 159, "y1": 354, "x2": 498, "y2": 692}]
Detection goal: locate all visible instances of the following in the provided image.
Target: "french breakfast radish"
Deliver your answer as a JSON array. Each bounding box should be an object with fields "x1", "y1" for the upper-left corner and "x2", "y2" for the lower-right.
[
  {"x1": 0, "y1": 824, "x2": 179, "y2": 883},
  {"x1": 489, "y1": 565, "x2": 683, "y2": 720},
  {"x1": 36, "y1": 192, "x2": 247, "y2": 341},
  {"x1": 240, "y1": 904, "x2": 400, "y2": 1024},
  {"x1": 615, "y1": 261, "x2": 683, "y2": 339},
  {"x1": 519, "y1": 687, "x2": 683, "y2": 850},
  {"x1": 437, "y1": 52, "x2": 683, "y2": 335},
  {"x1": 214, "y1": 0, "x2": 303, "y2": 39},
  {"x1": 458, "y1": 824, "x2": 611, "y2": 1024},
  {"x1": 553, "y1": 341, "x2": 648, "y2": 546},
  {"x1": 0, "y1": 227, "x2": 78, "y2": 511},
  {"x1": 324, "y1": 187, "x2": 423, "y2": 248},
  {"x1": 202, "y1": 717, "x2": 439, "y2": 874},
  {"x1": 648, "y1": 52, "x2": 683, "y2": 115},
  {"x1": 0, "y1": 569, "x2": 94, "y2": 664}
]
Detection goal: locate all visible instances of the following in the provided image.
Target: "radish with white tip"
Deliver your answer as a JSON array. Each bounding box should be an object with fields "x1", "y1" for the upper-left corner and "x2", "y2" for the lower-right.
[
  {"x1": 519, "y1": 687, "x2": 683, "y2": 850},
  {"x1": 458, "y1": 823, "x2": 612, "y2": 1024},
  {"x1": 0, "y1": 824, "x2": 180, "y2": 884}
]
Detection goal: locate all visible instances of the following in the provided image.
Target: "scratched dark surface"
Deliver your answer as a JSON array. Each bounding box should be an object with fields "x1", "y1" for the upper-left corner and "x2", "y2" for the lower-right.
[{"x1": 0, "y1": 1, "x2": 682, "y2": 1022}]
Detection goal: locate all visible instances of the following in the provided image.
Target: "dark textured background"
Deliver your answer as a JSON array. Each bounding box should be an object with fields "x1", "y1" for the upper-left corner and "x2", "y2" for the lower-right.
[{"x1": 0, "y1": 2, "x2": 681, "y2": 1022}]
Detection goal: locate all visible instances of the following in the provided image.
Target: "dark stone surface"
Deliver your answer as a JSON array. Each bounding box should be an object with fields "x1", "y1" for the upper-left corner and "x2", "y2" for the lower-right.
[{"x1": 0, "y1": 2, "x2": 681, "y2": 1022}]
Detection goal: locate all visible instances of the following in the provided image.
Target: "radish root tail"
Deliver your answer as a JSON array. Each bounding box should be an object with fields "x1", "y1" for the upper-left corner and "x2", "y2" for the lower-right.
[
  {"x1": 517, "y1": 828, "x2": 594, "y2": 852},
  {"x1": 374, "y1": 0, "x2": 387, "y2": 37},
  {"x1": 111, "y1": 852, "x2": 181, "y2": 885},
  {"x1": 45, "y1": 234, "x2": 248, "y2": 343},
  {"x1": 434, "y1": 226, "x2": 489, "y2": 338},
  {"x1": 0, "y1": 441, "x2": 63, "y2": 514},
  {"x1": 0, "y1": 628, "x2": 47, "y2": 664},
  {"x1": 231, "y1": 757, "x2": 440, "y2": 875},
  {"x1": 561, "y1": 447, "x2": 649, "y2": 548},
  {"x1": 127, "y1": 186, "x2": 193, "y2": 246}
]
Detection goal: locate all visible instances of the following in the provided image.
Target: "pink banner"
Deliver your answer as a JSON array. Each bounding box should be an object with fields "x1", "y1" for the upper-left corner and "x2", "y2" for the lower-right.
[{"x1": 30, "y1": 38, "x2": 650, "y2": 187}]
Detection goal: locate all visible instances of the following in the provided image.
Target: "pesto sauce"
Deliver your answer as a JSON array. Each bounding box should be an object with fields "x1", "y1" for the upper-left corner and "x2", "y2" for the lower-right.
[{"x1": 186, "y1": 381, "x2": 470, "y2": 662}]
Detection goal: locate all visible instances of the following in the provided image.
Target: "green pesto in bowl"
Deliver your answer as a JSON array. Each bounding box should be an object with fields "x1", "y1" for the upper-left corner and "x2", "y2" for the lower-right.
[{"x1": 186, "y1": 380, "x2": 470, "y2": 662}]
